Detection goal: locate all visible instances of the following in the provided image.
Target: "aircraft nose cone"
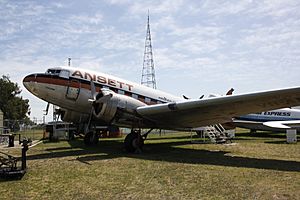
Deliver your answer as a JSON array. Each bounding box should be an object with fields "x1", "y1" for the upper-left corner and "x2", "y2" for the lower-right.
[{"x1": 23, "y1": 74, "x2": 38, "y2": 94}]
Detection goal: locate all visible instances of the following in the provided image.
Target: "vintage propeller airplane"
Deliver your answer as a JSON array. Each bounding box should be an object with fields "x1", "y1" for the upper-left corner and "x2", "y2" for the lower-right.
[
  {"x1": 233, "y1": 108, "x2": 300, "y2": 132},
  {"x1": 23, "y1": 66, "x2": 300, "y2": 152}
]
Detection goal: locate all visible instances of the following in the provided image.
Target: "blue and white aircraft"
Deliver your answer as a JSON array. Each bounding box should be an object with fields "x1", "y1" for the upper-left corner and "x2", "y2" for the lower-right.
[{"x1": 233, "y1": 108, "x2": 300, "y2": 132}]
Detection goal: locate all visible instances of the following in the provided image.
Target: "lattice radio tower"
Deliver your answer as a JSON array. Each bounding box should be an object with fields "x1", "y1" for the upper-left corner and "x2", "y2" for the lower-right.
[{"x1": 141, "y1": 12, "x2": 157, "y2": 89}]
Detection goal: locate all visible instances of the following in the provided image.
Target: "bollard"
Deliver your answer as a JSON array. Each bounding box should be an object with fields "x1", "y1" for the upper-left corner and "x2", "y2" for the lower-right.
[
  {"x1": 21, "y1": 140, "x2": 29, "y2": 170},
  {"x1": 8, "y1": 134, "x2": 14, "y2": 147}
]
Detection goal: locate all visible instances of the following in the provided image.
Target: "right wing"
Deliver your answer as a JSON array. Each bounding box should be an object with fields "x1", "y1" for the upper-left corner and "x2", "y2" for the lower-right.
[{"x1": 136, "y1": 86, "x2": 300, "y2": 129}]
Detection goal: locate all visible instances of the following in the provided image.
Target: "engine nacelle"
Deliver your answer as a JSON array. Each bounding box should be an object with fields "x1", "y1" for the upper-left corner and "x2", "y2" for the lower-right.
[
  {"x1": 93, "y1": 89, "x2": 146, "y2": 123},
  {"x1": 60, "y1": 109, "x2": 89, "y2": 123}
]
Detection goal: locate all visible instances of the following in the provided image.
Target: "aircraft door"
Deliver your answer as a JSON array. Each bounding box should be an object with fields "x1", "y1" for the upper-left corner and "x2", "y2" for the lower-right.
[{"x1": 66, "y1": 80, "x2": 80, "y2": 100}]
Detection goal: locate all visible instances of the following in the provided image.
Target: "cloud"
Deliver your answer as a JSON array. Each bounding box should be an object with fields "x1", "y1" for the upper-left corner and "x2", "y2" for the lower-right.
[
  {"x1": 202, "y1": 0, "x2": 252, "y2": 16},
  {"x1": 127, "y1": 0, "x2": 185, "y2": 15},
  {"x1": 173, "y1": 37, "x2": 225, "y2": 55},
  {"x1": 69, "y1": 13, "x2": 103, "y2": 25},
  {"x1": 247, "y1": 0, "x2": 299, "y2": 18}
]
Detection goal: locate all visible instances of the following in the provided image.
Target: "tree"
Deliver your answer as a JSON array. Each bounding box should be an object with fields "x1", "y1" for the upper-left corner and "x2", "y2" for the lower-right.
[{"x1": 0, "y1": 75, "x2": 30, "y2": 122}]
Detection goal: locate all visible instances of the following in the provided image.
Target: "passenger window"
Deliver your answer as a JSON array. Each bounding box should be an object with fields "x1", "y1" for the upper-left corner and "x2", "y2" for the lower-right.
[
  {"x1": 118, "y1": 90, "x2": 125, "y2": 95},
  {"x1": 145, "y1": 97, "x2": 151, "y2": 103},
  {"x1": 132, "y1": 94, "x2": 138, "y2": 99}
]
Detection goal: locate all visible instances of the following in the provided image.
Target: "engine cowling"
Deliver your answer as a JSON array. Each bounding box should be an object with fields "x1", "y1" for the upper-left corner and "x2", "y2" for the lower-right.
[
  {"x1": 93, "y1": 89, "x2": 146, "y2": 123},
  {"x1": 60, "y1": 109, "x2": 89, "y2": 123}
]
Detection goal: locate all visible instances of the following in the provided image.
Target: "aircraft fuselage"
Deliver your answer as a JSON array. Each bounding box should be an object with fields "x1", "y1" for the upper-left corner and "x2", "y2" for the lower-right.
[{"x1": 23, "y1": 66, "x2": 182, "y2": 127}]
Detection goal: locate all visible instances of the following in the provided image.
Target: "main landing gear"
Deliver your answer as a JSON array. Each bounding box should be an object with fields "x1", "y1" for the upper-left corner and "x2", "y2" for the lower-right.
[
  {"x1": 84, "y1": 131, "x2": 99, "y2": 145},
  {"x1": 83, "y1": 126, "x2": 153, "y2": 153},
  {"x1": 83, "y1": 126, "x2": 121, "y2": 146},
  {"x1": 124, "y1": 129, "x2": 153, "y2": 153}
]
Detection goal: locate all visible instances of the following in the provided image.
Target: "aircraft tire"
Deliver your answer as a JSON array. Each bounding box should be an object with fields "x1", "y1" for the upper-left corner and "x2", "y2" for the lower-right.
[
  {"x1": 124, "y1": 132, "x2": 144, "y2": 153},
  {"x1": 84, "y1": 131, "x2": 99, "y2": 145}
]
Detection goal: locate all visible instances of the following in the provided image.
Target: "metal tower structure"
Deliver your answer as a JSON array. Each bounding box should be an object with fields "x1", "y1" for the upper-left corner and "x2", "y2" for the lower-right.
[{"x1": 141, "y1": 12, "x2": 157, "y2": 89}]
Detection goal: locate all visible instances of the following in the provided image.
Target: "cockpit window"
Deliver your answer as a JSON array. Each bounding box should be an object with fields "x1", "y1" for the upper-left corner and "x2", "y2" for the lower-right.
[
  {"x1": 46, "y1": 69, "x2": 61, "y2": 75},
  {"x1": 46, "y1": 69, "x2": 70, "y2": 79}
]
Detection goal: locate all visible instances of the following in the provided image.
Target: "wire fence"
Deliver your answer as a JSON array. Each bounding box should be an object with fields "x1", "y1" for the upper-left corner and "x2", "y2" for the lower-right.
[{"x1": 0, "y1": 119, "x2": 45, "y2": 146}]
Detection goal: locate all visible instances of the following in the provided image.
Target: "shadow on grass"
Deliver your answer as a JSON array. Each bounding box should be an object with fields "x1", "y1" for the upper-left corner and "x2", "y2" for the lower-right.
[
  {"x1": 0, "y1": 173, "x2": 26, "y2": 182},
  {"x1": 264, "y1": 140, "x2": 289, "y2": 144},
  {"x1": 145, "y1": 135, "x2": 191, "y2": 141},
  {"x1": 236, "y1": 132, "x2": 286, "y2": 138},
  {"x1": 25, "y1": 138, "x2": 300, "y2": 172}
]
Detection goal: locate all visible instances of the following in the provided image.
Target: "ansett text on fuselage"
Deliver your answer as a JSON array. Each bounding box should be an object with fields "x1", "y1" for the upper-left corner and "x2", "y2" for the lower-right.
[{"x1": 71, "y1": 70, "x2": 133, "y2": 91}]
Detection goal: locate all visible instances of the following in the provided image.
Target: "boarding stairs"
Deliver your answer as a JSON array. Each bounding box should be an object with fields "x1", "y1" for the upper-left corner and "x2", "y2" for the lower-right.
[
  {"x1": 193, "y1": 124, "x2": 234, "y2": 144},
  {"x1": 207, "y1": 124, "x2": 228, "y2": 143}
]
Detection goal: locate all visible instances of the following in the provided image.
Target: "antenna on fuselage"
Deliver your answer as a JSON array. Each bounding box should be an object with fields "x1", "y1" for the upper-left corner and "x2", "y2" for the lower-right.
[
  {"x1": 66, "y1": 57, "x2": 80, "y2": 66},
  {"x1": 68, "y1": 58, "x2": 71, "y2": 66}
]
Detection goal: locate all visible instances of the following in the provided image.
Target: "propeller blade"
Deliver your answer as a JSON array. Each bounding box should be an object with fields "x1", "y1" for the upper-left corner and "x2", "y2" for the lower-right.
[
  {"x1": 184, "y1": 94, "x2": 204, "y2": 99},
  {"x1": 88, "y1": 81, "x2": 97, "y2": 102},
  {"x1": 44, "y1": 103, "x2": 50, "y2": 115},
  {"x1": 183, "y1": 95, "x2": 190, "y2": 100},
  {"x1": 226, "y1": 88, "x2": 234, "y2": 95}
]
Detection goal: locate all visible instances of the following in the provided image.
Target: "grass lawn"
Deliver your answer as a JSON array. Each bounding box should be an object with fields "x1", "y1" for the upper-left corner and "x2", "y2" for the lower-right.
[{"x1": 0, "y1": 130, "x2": 299, "y2": 200}]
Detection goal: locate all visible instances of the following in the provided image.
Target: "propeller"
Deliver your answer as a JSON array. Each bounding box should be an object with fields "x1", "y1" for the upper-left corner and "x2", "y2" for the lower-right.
[
  {"x1": 43, "y1": 103, "x2": 50, "y2": 115},
  {"x1": 86, "y1": 81, "x2": 98, "y2": 133},
  {"x1": 92, "y1": 91, "x2": 112, "y2": 117},
  {"x1": 85, "y1": 81, "x2": 113, "y2": 133}
]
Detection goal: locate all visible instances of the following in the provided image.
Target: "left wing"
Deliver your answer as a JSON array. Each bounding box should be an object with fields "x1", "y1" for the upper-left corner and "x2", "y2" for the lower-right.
[{"x1": 137, "y1": 86, "x2": 300, "y2": 129}]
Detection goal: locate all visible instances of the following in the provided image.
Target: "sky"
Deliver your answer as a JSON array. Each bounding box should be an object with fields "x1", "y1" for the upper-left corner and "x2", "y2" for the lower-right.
[{"x1": 1, "y1": 0, "x2": 300, "y2": 122}]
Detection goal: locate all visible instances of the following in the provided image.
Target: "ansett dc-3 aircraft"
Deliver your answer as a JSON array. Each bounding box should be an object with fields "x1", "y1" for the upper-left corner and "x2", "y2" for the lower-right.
[{"x1": 23, "y1": 66, "x2": 300, "y2": 152}]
